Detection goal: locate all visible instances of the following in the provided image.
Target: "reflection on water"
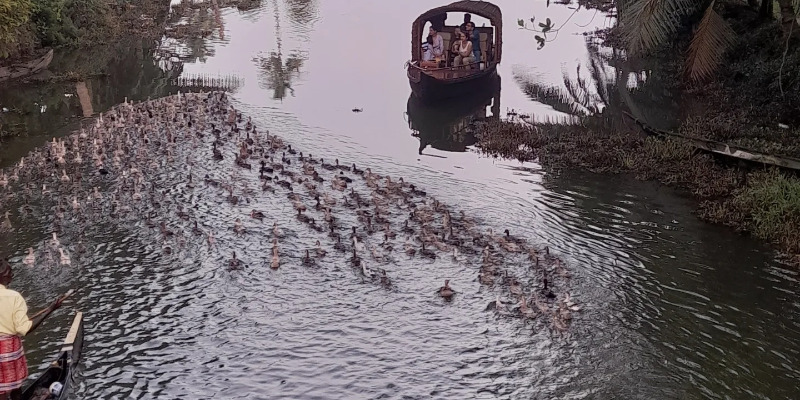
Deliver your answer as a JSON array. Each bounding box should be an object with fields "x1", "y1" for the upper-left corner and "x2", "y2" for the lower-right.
[
  {"x1": 1, "y1": 0, "x2": 799, "y2": 399},
  {"x1": 407, "y1": 75, "x2": 500, "y2": 154}
]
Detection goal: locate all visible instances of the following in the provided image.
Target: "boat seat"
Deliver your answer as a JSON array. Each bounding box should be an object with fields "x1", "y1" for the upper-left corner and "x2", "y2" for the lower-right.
[
  {"x1": 478, "y1": 31, "x2": 493, "y2": 62},
  {"x1": 439, "y1": 32, "x2": 452, "y2": 65}
]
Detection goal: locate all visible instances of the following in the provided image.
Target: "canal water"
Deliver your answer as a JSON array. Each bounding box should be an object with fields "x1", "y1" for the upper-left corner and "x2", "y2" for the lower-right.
[{"x1": 1, "y1": 0, "x2": 798, "y2": 399}]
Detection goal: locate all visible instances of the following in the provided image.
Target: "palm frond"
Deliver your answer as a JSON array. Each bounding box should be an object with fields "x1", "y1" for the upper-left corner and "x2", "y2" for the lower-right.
[
  {"x1": 686, "y1": 2, "x2": 736, "y2": 81},
  {"x1": 516, "y1": 77, "x2": 590, "y2": 116},
  {"x1": 621, "y1": 0, "x2": 696, "y2": 54}
]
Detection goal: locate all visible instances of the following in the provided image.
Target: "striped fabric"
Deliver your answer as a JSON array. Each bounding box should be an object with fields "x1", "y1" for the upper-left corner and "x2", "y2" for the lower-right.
[{"x1": 0, "y1": 334, "x2": 27, "y2": 393}]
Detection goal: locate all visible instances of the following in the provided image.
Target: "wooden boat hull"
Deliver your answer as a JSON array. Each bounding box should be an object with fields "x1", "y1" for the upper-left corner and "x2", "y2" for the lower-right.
[
  {"x1": 19, "y1": 312, "x2": 84, "y2": 400},
  {"x1": 0, "y1": 49, "x2": 54, "y2": 83},
  {"x1": 407, "y1": 63, "x2": 498, "y2": 102}
]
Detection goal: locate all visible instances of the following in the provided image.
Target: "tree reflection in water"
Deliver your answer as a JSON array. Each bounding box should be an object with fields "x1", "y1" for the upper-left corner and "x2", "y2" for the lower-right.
[
  {"x1": 254, "y1": 0, "x2": 316, "y2": 99},
  {"x1": 513, "y1": 34, "x2": 679, "y2": 131}
]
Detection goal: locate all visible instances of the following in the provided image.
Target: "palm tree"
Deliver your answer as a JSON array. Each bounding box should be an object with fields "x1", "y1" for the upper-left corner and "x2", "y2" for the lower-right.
[
  {"x1": 620, "y1": 0, "x2": 798, "y2": 80},
  {"x1": 619, "y1": 0, "x2": 735, "y2": 80}
]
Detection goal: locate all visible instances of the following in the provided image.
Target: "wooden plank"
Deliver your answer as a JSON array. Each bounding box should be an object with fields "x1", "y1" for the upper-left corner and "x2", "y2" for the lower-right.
[
  {"x1": 62, "y1": 312, "x2": 83, "y2": 347},
  {"x1": 622, "y1": 111, "x2": 800, "y2": 171}
]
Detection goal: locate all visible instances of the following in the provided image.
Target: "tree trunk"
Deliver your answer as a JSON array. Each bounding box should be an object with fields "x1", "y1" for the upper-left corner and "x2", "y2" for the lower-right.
[
  {"x1": 760, "y1": 0, "x2": 774, "y2": 19},
  {"x1": 776, "y1": 0, "x2": 799, "y2": 37},
  {"x1": 748, "y1": 0, "x2": 759, "y2": 9}
]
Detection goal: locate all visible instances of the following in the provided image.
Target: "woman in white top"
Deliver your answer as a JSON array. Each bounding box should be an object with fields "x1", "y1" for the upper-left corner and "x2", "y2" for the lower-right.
[
  {"x1": 421, "y1": 26, "x2": 444, "y2": 68},
  {"x1": 453, "y1": 30, "x2": 474, "y2": 68}
]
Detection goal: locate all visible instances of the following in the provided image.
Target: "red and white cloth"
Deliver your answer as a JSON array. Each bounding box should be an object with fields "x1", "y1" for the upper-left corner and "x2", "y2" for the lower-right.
[{"x1": 0, "y1": 334, "x2": 27, "y2": 394}]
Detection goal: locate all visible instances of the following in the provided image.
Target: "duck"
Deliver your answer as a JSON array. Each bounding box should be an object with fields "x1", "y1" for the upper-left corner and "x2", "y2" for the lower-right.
[
  {"x1": 314, "y1": 240, "x2": 327, "y2": 258},
  {"x1": 420, "y1": 243, "x2": 436, "y2": 260},
  {"x1": 296, "y1": 209, "x2": 312, "y2": 224},
  {"x1": 485, "y1": 296, "x2": 508, "y2": 312},
  {"x1": 508, "y1": 277, "x2": 523, "y2": 297},
  {"x1": 228, "y1": 251, "x2": 243, "y2": 270},
  {"x1": 379, "y1": 269, "x2": 391, "y2": 288},
  {"x1": 76, "y1": 240, "x2": 87, "y2": 254},
  {"x1": 251, "y1": 209, "x2": 265, "y2": 221},
  {"x1": 333, "y1": 236, "x2": 347, "y2": 252},
  {"x1": 361, "y1": 260, "x2": 376, "y2": 279},
  {"x1": 0, "y1": 211, "x2": 11, "y2": 231},
  {"x1": 272, "y1": 222, "x2": 281, "y2": 237},
  {"x1": 192, "y1": 221, "x2": 204, "y2": 236},
  {"x1": 437, "y1": 279, "x2": 455, "y2": 300},
  {"x1": 519, "y1": 296, "x2": 536, "y2": 319},
  {"x1": 22, "y1": 248, "x2": 35, "y2": 266},
  {"x1": 270, "y1": 247, "x2": 280, "y2": 269},
  {"x1": 302, "y1": 250, "x2": 315, "y2": 267},
  {"x1": 58, "y1": 248, "x2": 71, "y2": 266},
  {"x1": 233, "y1": 218, "x2": 245, "y2": 234},
  {"x1": 350, "y1": 247, "x2": 361, "y2": 267},
  {"x1": 542, "y1": 278, "x2": 556, "y2": 299},
  {"x1": 563, "y1": 293, "x2": 581, "y2": 312},
  {"x1": 404, "y1": 242, "x2": 417, "y2": 256}
]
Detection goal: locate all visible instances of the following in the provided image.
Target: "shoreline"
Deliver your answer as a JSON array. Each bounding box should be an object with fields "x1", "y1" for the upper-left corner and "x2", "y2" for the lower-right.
[{"x1": 477, "y1": 5, "x2": 800, "y2": 266}]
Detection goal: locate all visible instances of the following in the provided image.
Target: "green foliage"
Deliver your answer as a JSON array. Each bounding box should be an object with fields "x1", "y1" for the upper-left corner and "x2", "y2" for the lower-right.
[
  {"x1": 0, "y1": 0, "x2": 34, "y2": 57},
  {"x1": 733, "y1": 169, "x2": 800, "y2": 251},
  {"x1": 30, "y1": 0, "x2": 80, "y2": 46}
]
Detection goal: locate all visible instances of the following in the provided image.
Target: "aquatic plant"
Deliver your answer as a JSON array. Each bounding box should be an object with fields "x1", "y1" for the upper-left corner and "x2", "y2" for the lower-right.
[{"x1": 731, "y1": 169, "x2": 800, "y2": 253}]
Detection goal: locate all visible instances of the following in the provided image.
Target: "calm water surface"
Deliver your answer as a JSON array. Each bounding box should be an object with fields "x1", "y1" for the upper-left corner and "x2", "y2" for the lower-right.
[{"x1": 1, "y1": 1, "x2": 799, "y2": 399}]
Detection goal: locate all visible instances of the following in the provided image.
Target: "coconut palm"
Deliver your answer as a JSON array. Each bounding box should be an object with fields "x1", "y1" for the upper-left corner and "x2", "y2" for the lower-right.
[
  {"x1": 622, "y1": 0, "x2": 800, "y2": 80},
  {"x1": 619, "y1": 0, "x2": 736, "y2": 80}
]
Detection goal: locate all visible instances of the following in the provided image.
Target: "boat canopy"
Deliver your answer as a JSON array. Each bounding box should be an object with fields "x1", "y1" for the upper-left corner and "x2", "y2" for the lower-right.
[{"x1": 410, "y1": 1, "x2": 502, "y2": 62}]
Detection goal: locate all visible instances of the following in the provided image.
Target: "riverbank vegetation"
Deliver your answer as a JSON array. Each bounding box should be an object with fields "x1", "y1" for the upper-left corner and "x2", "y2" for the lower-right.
[
  {"x1": 0, "y1": 0, "x2": 169, "y2": 60},
  {"x1": 485, "y1": 1, "x2": 800, "y2": 264}
]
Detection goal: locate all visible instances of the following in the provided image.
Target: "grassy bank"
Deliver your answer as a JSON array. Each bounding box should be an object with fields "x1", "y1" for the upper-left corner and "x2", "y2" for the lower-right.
[{"x1": 479, "y1": 4, "x2": 800, "y2": 265}]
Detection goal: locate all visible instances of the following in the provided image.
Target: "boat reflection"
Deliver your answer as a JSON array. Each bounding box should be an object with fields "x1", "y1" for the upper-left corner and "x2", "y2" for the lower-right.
[{"x1": 407, "y1": 75, "x2": 500, "y2": 154}]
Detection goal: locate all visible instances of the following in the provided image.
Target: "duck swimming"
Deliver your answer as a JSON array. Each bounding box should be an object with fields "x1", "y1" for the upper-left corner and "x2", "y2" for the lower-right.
[
  {"x1": 228, "y1": 251, "x2": 243, "y2": 270},
  {"x1": 542, "y1": 278, "x2": 556, "y2": 299},
  {"x1": 22, "y1": 248, "x2": 35, "y2": 266},
  {"x1": 250, "y1": 209, "x2": 265, "y2": 221},
  {"x1": 302, "y1": 250, "x2": 315, "y2": 267},
  {"x1": 437, "y1": 279, "x2": 455, "y2": 300}
]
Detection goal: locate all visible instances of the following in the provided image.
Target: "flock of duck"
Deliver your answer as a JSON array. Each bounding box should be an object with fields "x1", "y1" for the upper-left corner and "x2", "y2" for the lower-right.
[{"x1": 0, "y1": 91, "x2": 578, "y2": 332}]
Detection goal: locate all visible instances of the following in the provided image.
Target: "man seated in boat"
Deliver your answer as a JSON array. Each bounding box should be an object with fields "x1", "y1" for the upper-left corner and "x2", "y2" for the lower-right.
[
  {"x1": 464, "y1": 22, "x2": 482, "y2": 67},
  {"x1": 420, "y1": 25, "x2": 444, "y2": 69},
  {"x1": 459, "y1": 13, "x2": 472, "y2": 32},
  {"x1": 0, "y1": 261, "x2": 63, "y2": 400}
]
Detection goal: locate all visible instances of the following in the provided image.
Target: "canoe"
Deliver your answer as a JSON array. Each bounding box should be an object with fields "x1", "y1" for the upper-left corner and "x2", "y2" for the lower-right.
[
  {"x1": 19, "y1": 312, "x2": 84, "y2": 400},
  {"x1": 406, "y1": 1, "x2": 502, "y2": 102},
  {"x1": 0, "y1": 49, "x2": 54, "y2": 83}
]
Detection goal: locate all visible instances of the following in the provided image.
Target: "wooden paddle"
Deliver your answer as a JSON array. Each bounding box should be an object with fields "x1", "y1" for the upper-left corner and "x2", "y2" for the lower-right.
[{"x1": 29, "y1": 289, "x2": 75, "y2": 334}]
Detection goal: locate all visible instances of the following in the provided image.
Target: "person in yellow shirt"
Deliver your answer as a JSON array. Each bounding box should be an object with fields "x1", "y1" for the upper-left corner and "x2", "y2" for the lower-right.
[{"x1": 0, "y1": 258, "x2": 63, "y2": 400}]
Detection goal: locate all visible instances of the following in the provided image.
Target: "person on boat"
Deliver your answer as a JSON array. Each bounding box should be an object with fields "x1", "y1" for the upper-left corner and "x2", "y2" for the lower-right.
[
  {"x1": 422, "y1": 34, "x2": 434, "y2": 62},
  {"x1": 0, "y1": 262, "x2": 63, "y2": 400},
  {"x1": 464, "y1": 22, "x2": 482, "y2": 66},
  {"x1": 459, "y1": 13, "x2": 472, "y2": 32},
  {"x1": 453, "y1": 30, "x2": 475, "y2": 68},
  {"x1": 420, "y1": 25, "x2": 444, "y2": 69},
  {"x1": 449, "y1": 28, "x2": 464, "y2": 63}
]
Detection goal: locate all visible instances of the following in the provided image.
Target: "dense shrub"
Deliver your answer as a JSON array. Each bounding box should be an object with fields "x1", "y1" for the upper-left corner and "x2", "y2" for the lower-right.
[{"x1": 0, "y1": 0, "x2": 34, "y2": 58}]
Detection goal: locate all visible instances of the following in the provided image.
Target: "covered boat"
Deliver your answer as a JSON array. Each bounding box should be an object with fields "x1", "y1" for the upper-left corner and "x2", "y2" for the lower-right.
[
  {"x1": 406, "y1": 1, "x2": 502, "y2": 101},
  {"x1": 20, "y1": 312, "x2": 84, "y2": 400}
]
